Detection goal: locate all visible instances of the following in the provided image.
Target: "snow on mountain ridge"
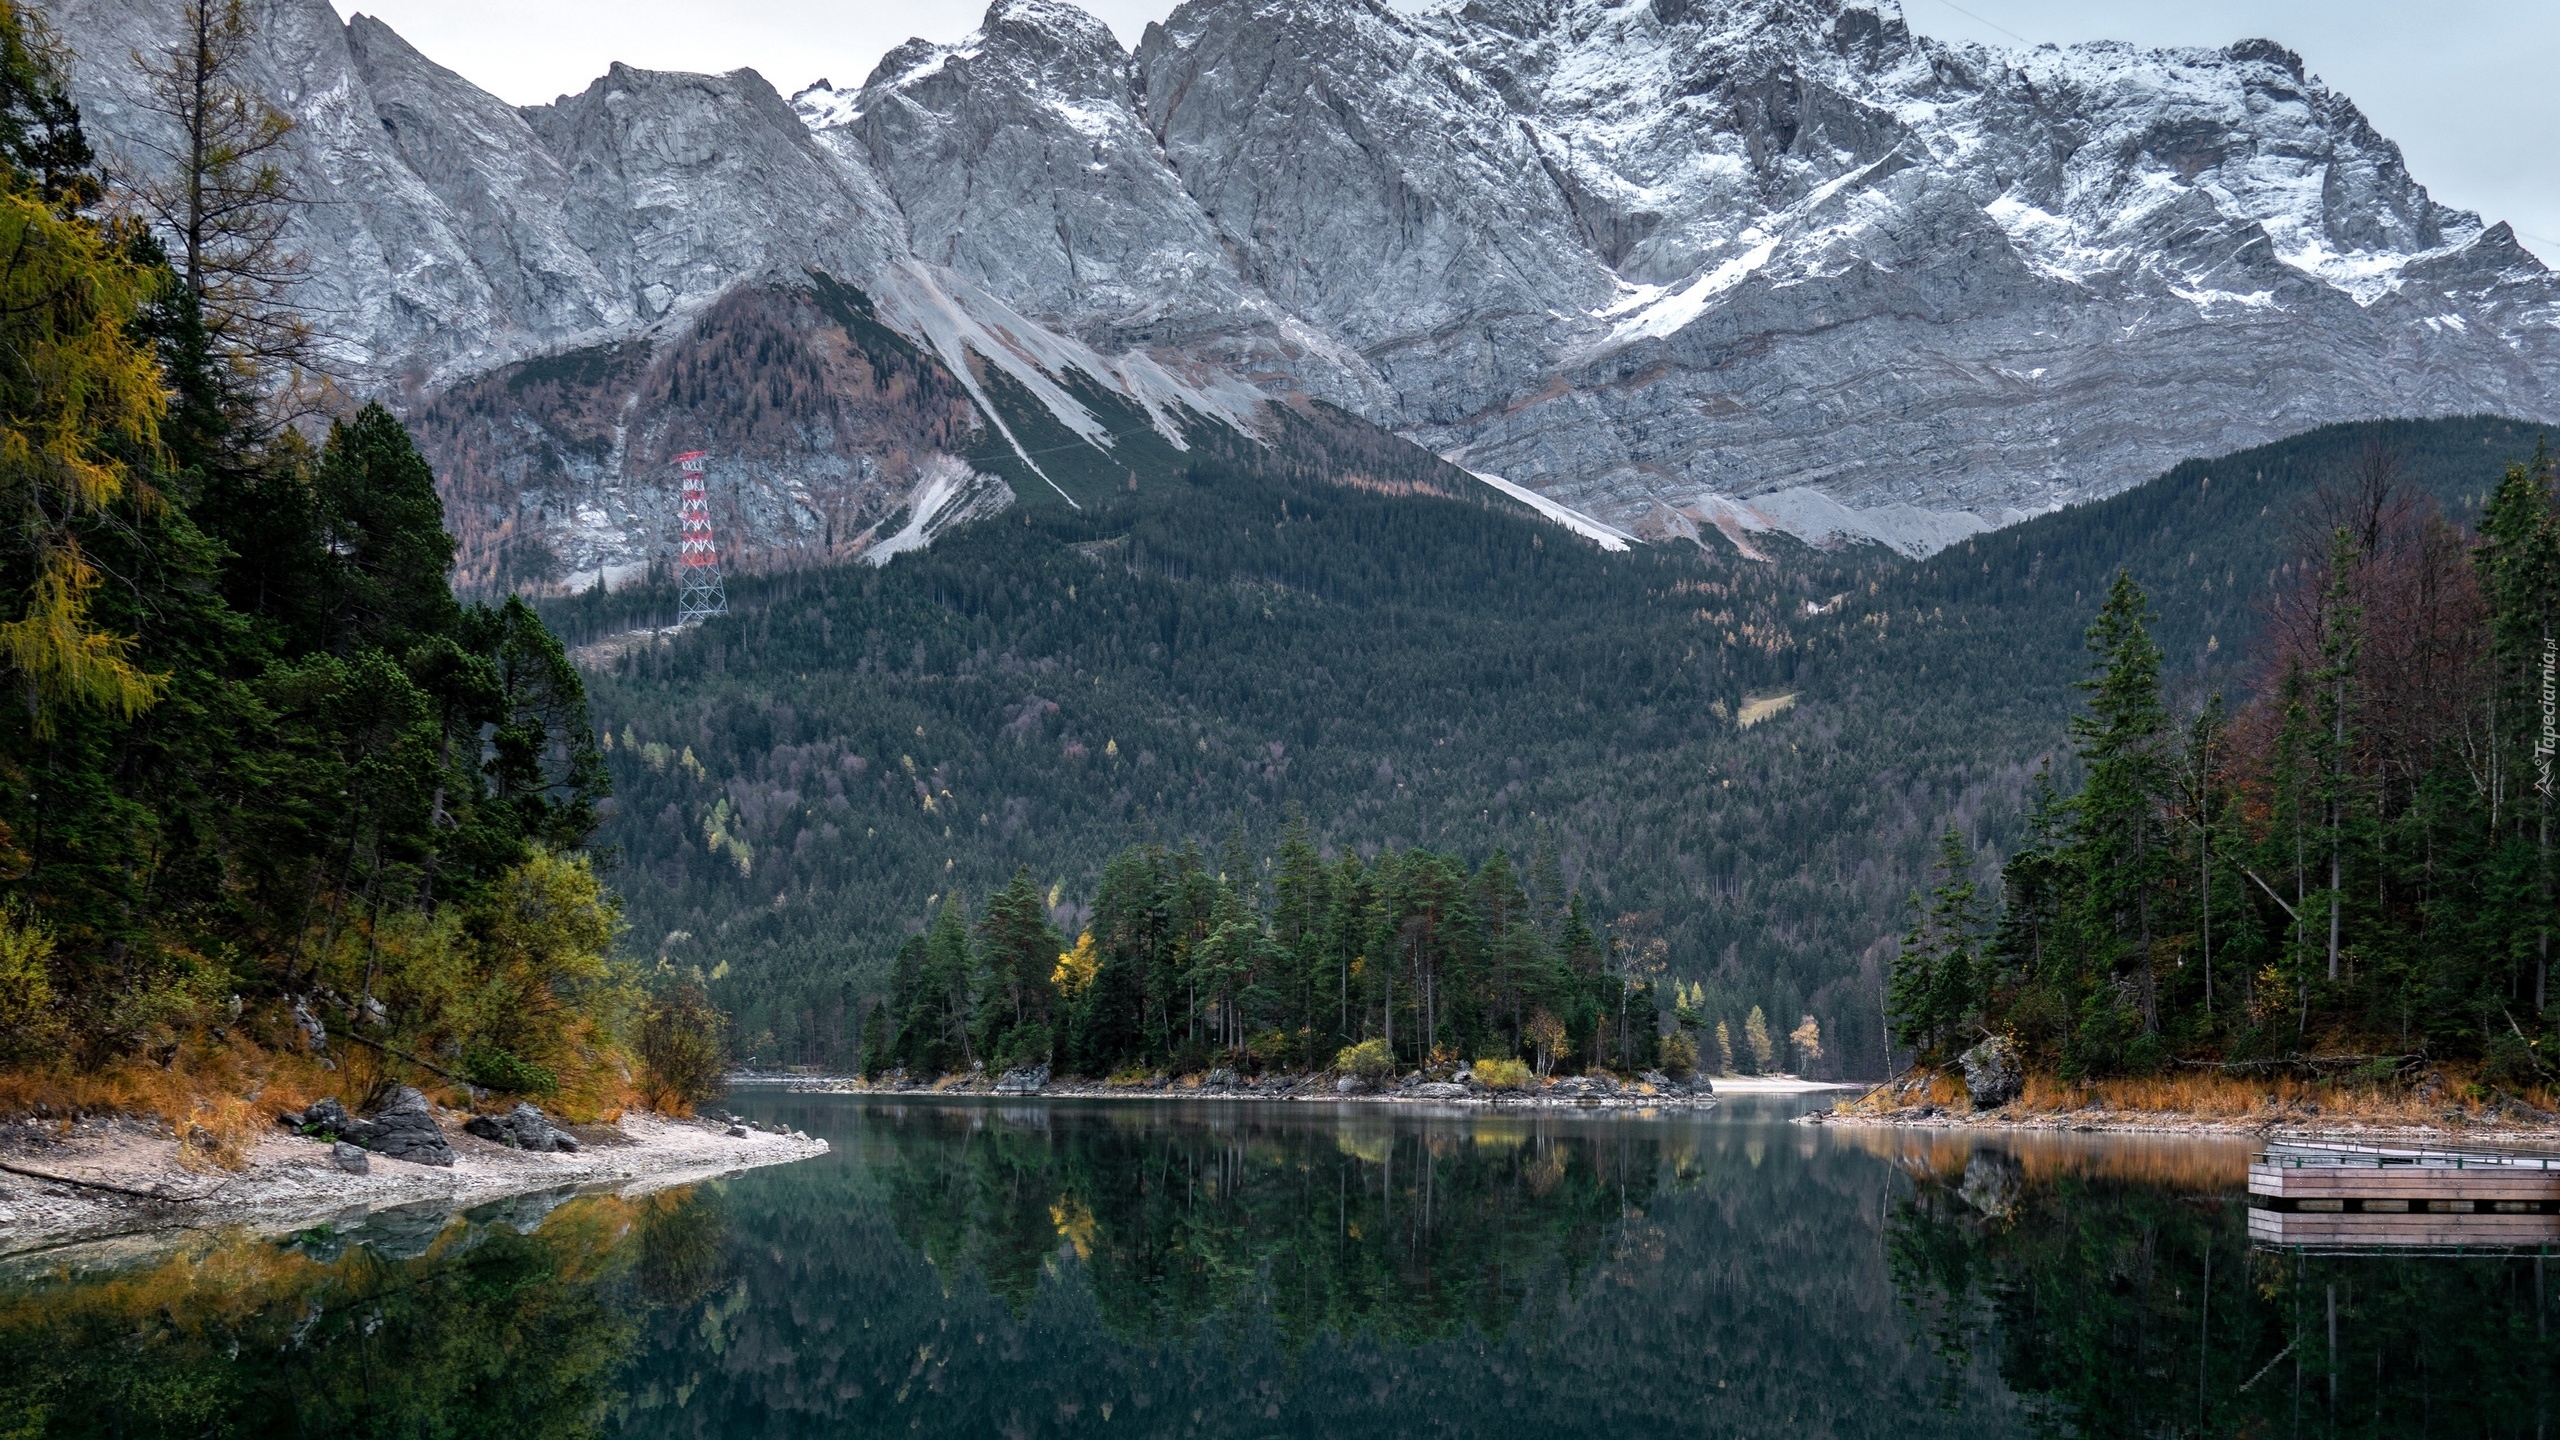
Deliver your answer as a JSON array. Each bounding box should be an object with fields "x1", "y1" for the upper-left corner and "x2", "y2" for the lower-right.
[{"x1": 41, "y1": 0, "x2": 2560, "y2": 572}]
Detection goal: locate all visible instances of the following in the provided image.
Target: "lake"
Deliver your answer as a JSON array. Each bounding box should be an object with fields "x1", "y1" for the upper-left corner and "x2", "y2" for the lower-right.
[{"x1": 5, "y1": 1092, "x2": 2554, "y2": 1436}]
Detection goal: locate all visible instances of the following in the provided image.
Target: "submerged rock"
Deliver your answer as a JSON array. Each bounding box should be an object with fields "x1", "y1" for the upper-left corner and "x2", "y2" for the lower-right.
[{"x1": 1959, "y1": 1037, "x2": 2023, "y2": 1110}]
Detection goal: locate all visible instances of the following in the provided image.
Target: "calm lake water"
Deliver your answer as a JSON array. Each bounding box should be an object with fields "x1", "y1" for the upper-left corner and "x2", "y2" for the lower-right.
[{"x1": 6, "y1": 1092, "x2": 2556, "y2": 1437}]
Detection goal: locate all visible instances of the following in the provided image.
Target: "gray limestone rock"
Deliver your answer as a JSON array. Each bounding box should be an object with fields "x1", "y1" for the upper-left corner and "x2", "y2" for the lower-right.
[
  {"x1": 40, "y1": 0, "x2": 2560, "y2": 579},
  {"x1": 463, "y1": 1102, "x2": 575, "y2": 1152},
  {"x1": 331, "y1": 1141, "x2": 370, "y2": 1175},
  {"x1": 347, "y1": 1087, "x2": 456, "y2": 1167},
  {"x1": 1959, "y1": 1036, "x2": 2024, "y2": 1110},
  {"x1": 993, "y1": 1064, "x2": 1051, "y2": 1095}
]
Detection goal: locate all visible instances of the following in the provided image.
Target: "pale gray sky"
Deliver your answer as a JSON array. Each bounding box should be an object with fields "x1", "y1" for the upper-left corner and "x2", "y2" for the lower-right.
[{"x1": 333, "y1": 0, "x2": 2555, "y2": 262}]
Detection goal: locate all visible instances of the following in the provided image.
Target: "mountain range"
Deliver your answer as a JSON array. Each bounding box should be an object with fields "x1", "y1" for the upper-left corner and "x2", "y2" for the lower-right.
[{"x1": 43, "y1": 0, "x2": 2560, "y2": 580}]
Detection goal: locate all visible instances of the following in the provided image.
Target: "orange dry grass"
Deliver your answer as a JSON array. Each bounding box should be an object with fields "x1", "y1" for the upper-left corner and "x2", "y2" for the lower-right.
[
  {"x1": 2012, "y1": 1067, "x2": 2559, "y2": 1123},
  {"x1": 1835, "y1": 1070, "x2": 1969, "y2": 1116},
  {"x1": 0, "y1": 1034, "x2": 352, "y2": 1171}
]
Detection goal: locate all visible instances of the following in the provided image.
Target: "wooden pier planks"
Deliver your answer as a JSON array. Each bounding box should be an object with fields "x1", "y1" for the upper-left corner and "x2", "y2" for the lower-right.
[
  {"x1": 2249, "y1": 1160, "x2": 2560, "y2": 1204},
  {"x1": 2250, "y1": 1207, "x2": 2560, "y2": 1249}
]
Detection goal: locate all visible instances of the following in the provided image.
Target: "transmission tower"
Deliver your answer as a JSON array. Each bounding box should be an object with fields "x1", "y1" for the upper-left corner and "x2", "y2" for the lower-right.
[{"x1": 672, "y1": 450, "x2": 728, "y2": 624}]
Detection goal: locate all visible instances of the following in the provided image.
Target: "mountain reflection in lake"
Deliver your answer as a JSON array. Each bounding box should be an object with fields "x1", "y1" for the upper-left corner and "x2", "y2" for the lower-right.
[{"x1": 6, "y1": 1097, "x2": 2558, "y2": 1437}]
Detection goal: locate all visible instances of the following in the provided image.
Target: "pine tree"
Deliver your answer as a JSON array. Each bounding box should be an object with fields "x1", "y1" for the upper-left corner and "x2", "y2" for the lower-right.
[{"x1": 1888, "y1": 826, "x2": 1985, "y2": 1060}]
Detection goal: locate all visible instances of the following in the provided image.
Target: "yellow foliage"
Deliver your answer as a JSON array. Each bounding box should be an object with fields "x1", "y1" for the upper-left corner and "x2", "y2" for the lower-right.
[
  {"x1": 0, "y1": 900, "x2": 58, "y2": 1062},
  {"x1": 1052, "y1": 931, "x2": 1099, "y2": 997},
  {"x1": 0, "y1": 193, "x2": 168, "y2": 729},
  {"x1": 1472, "y1": 1057, "x2": 1531, "y2": 1090}
]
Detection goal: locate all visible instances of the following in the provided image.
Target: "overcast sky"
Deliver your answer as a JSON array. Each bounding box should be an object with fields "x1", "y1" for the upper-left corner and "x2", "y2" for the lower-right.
[{"x1": 332, "y1": 0, "x2": 2555, "y2": 262}]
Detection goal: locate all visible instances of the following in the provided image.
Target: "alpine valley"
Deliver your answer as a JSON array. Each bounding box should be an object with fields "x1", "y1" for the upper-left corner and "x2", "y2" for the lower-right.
[{"x1": 36, "y1": 0, "x2": 2560, "y2": 1065}]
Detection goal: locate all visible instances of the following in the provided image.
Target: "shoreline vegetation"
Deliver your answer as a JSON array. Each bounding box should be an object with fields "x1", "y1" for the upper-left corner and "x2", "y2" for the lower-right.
[
  {"x1": 1867, "y1": 445, "x2": 2560, "y2": 1143},
  {"x1": 0, "y1": 0, "x2": 751, "y2": 1252},
  {"x1": 1811, "y1": 1066, "x2": 2560, "y2": 1141},
  {"x1": 855, "y1": 837, "x2": 1835, "y2": 1101},
  {"x1": 764, "y1": 1067, "x2": 1849, "y2": 1107}
]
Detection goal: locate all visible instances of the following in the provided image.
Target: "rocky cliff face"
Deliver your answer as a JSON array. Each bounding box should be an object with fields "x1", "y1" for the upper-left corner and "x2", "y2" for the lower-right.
[{"x1": 44, "y1": 0, "x2": 2560, "y2": 569}]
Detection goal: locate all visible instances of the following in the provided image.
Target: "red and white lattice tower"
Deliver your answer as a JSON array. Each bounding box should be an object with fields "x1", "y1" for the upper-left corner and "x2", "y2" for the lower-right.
[{"x1": 672, "y1": 451, "x2": 727, "y2": 623}]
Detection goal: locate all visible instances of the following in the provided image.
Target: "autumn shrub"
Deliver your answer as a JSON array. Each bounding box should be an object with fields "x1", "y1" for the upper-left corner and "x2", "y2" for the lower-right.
[
  {"x1": 1335, "y1": 1038, "x2": 1394, "y2": 1081},
  {"x1": 0, "y1": 903, "x2": 59, "y2": 1067},
  {"x1": 1658, "y1": 1031, "x2": 1699, "y2": 1080},
  {"x1": 639, "y1": 980, "x2": 727, "y2": 1114},
  {"x1": 1472, "y1": 1057, "x2": 1531, "y2": 1090}
]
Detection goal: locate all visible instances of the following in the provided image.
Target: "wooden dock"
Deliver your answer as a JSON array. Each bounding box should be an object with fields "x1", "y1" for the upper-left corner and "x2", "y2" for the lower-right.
[
  {"x1": 2252, "y1": 1141, "x2": 2560, "y2": 1206},
  {"x1": 2249, "y1": 1142, "x2": 2560, "y2": 1250}
]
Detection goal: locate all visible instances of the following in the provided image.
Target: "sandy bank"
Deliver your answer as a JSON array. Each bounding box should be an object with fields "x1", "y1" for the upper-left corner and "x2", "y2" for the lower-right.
[{"x1": 0, "y1": 1106, "x2": 827, "y2": 1262}]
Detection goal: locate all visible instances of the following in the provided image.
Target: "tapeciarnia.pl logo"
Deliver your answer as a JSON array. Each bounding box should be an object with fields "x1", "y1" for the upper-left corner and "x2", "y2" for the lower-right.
[{"x1": 2539, "y1": 635, "x2": 2557, "y2": 798}]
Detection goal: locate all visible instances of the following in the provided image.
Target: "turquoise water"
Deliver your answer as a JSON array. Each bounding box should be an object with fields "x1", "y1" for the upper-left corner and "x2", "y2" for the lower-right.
[{"x1": 6, "y1": 1093, "x2": 2556, "y2": 1436}]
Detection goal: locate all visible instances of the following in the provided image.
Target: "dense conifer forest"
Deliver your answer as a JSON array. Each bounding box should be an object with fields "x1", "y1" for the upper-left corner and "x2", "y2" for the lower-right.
[
  {"x1": 1891, "y1": 439, "x2": 2560, "y2": 1085},
  {"x1": 0, "y1": 1, "x2": 709, "y2": 1121},
  {"x1": 562, "y1": 334, "x2": 2547, "y2": 1075}
]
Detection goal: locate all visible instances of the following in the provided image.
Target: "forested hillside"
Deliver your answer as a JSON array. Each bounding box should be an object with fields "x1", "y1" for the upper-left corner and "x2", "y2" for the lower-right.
[
  {"x1": 569, "y1": 393, "x2": 2548, "y2": 1076},
  {"x1": 1889, "y1": 429, "x2": 2560, "y2": 1086}
]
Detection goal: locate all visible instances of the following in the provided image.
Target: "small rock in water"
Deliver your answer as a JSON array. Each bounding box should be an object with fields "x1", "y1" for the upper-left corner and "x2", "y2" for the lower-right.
[
  {"x1": 1958, "y1": 1036, "x2": 2023, "y2": 1110},
  {"x1": 331, "y1": 1141, "x2": 370, "y2": 1175}
]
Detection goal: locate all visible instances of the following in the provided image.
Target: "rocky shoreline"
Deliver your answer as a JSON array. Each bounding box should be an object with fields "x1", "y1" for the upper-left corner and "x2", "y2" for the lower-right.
[
  {"x1": 1801, "y1": 1040, "x2": 2560, "y2": 1145},
  {"x1": 780, "y1": 1063, "x2": 1742, "y2": 1110},
  {"x1": 0, "y1": 1098, "x2": 828, "y2": 1264}
]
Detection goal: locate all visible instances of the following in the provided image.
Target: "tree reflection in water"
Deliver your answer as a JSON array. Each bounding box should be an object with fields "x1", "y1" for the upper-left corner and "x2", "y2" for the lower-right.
[
  {"x1": 617, "y1": 1098, "x2": 2033, "y2": 1439},
  {"x1": 1884, "y1": 1135, "x2": 2560, "y2": 1438},
  {"x1": 0, "y1": 1186, "x2": 721, "y2": 1439},
  {"x1": 866, "y1": 1102, "x2": 1670, "y2": 1349}
]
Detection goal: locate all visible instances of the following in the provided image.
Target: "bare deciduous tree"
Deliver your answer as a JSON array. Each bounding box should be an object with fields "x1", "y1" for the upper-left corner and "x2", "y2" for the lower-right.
[{"x1": 123, "y1": 0, "x2": 310, "y2": 398}]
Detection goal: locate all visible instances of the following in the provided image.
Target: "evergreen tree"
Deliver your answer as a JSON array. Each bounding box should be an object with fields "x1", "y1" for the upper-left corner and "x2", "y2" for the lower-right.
[{"x1": 1888, "y1": 826, "x2": 1986, "y2": 1060}]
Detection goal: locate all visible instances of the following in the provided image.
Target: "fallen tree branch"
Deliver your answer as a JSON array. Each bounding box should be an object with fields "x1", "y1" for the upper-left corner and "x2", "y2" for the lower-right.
[
  {"x1": 2242, "y1": 868, "x2": 2301, "y2": 923},
  {"x1": 326, "y1": 1026, "x2": 471, "y2": 1086}
]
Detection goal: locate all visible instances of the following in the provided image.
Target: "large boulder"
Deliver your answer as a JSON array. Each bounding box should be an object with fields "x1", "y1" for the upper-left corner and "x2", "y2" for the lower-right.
[
  {"x1": 993, "y1": 1064, "x2": 1050, "y2": 1095},
  {"x1": 1959, "y1": 1037, "x2": 2024, "y2": 1111},
  {"x1": 350, "y1": 1086, "x2": 456, "y2": 1166},
  {"x1": 463, "y1": 1101, "x2": 578, "y2": 1153}
]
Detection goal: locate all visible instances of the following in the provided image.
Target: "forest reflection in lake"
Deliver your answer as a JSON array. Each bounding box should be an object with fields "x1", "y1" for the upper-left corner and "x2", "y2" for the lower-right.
[{"x1": 6, "y1": 1096, "x2": 2560, "y2": 1437}]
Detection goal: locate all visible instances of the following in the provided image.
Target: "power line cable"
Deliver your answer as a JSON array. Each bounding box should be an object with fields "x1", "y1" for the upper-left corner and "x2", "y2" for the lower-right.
[{"x1": 1911, "y1": 0, "x2": 2033, "y2": 46}]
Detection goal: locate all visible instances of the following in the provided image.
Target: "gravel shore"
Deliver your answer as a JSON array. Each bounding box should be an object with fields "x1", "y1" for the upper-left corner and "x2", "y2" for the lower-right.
[{"x1": 0, "y1": 1105, "x2": 828, "y2": 1263}]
